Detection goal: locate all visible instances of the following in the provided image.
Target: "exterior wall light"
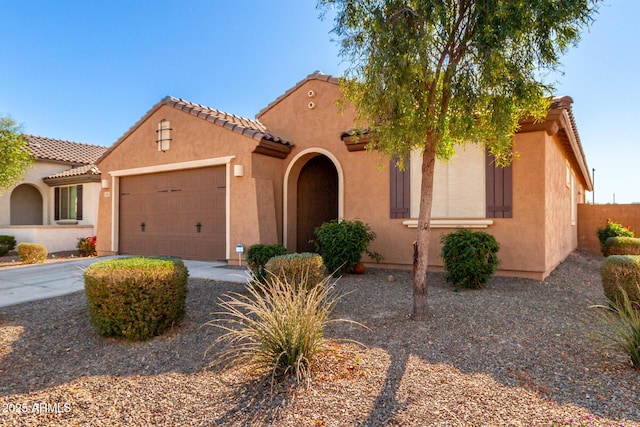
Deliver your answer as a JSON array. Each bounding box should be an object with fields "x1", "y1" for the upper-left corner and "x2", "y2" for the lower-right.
[{"x1": 156, "y1": 119, "x2": 172, "y2": 152}]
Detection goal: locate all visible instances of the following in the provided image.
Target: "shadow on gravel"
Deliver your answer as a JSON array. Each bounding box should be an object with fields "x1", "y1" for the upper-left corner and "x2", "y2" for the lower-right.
[
  {"x1": 326, "y1": 252, "x2": 640, "y2": 424},
  {"x1": 1, "y1": 252, "x2": 639, "y2": 425},
  {"x1": 0, "y1": 279, "x2": 243, "y2": 396}
]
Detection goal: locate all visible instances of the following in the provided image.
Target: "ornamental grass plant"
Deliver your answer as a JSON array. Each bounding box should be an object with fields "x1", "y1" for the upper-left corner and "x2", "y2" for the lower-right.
[
  {"x1": 205, "y1": 272, "x2": 353, "y2": 386},
  {"x1": 593, "y1": 283, "x2": 640, "y2": 369}
]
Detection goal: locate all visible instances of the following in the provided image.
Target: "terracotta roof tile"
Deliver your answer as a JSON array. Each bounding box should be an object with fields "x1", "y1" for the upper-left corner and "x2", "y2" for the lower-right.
[
  {"x1": 26, "y1": 135, "x2": 108, "y2": 165},
  {"x1": 165, "y1": 96, "x2": 276, "y2": 136},
  {"x1": 44, "y1": 164, "x2": 101, "y2": 179},
  {"x1": 100, "y1": 96, "x2": 292, "y2": 164}
]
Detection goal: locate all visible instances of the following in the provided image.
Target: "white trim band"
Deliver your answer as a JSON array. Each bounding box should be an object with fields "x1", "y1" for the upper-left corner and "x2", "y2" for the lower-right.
[{"x1": 402, "y1": 219, "x2": 494, "y2": 229}]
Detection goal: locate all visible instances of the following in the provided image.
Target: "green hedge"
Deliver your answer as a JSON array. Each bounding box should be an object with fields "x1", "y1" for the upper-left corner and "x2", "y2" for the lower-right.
[
  {"x1": 440, "y1": 229, "x2": 500, "y2": 290},
  {"x1": 314, "y1": 219, "x2": 381, "y2": 275},
  {"x1": 601, "y1": 255, "x2": 640, "y2": 307},
  {"x1": 0, "y1": 235, "x2": 16, "y2": 257},
  {"x1": 264, "y1": 253, "x2": 326, "y2": 290},
  {"x1": 84, "y1": 257, "x2": 189, "y2": 341},
  {"x1": 246, "y1": 244, "x2": 287, "y2": 282},
  {"x1": 597, "y1": 220, "x2": 634, "y2": 255},
  {"x1": 602, "y1": 237, "x2": 640, "y2": 257},
  {"x1": 17, "y1": 242, "x2": 47, "y2": 264}
]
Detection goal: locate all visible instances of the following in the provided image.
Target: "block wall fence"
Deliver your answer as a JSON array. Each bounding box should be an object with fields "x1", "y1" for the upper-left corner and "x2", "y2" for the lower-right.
[{"x1": 578, "y1": 204, "x2": 640, "y2": 255}]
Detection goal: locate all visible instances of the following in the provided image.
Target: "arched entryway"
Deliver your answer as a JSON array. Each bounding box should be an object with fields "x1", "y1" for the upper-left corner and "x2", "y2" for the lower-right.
[
  {"x1": 10, "y1": 184, "x2": 43, "y2": 225},
  {"x1": 295, "y1": 155, "x2": 339, "y2": 252}
]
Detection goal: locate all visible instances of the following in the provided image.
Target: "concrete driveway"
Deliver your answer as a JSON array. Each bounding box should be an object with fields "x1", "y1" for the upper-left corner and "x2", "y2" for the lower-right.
[{"x1": 0, "y1": 257, "x2": 249, "y2": 308}]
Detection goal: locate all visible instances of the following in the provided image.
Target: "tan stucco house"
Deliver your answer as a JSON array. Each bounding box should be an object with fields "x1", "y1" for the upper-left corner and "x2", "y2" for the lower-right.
[
  {"x1": 0, "y1": 136, "x2": 107, "y2": 252},
  {"x1": 96, "y1": 71, "x2": 592, "y2": 280}
]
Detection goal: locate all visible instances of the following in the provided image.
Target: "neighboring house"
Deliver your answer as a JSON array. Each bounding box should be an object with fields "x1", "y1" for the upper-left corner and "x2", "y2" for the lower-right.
[
  {"x1": 0, "y1": 136, "x2": 108, "y2": 253},
  {"x1": 96, "y1": 71, "x2": 592, "y2": 280}
]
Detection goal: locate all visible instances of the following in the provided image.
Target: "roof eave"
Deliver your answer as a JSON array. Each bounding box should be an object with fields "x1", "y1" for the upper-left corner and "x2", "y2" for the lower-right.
[
  {"x1": 517, "y1": 97, "x2": 592, "y2": 191},
  {"x1": 43, "y1": 174, "x2": 102, "y2": 187}
]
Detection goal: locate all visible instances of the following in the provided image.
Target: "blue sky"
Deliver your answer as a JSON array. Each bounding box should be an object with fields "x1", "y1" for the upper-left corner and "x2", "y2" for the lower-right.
[{"x1": 0, "y1": 1, "x2": 636, "y2": 203}]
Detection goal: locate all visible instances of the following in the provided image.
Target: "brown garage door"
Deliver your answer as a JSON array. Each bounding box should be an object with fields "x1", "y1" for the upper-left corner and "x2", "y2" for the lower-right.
[{"x1": 119, "y1": 167, "x2": 226, "y2": 261}]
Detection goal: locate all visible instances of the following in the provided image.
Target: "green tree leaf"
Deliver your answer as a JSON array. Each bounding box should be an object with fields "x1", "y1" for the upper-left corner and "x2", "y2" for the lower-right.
[
  {"x1": 0, "y1": 116, "x2": 33, "y2": 193},
  {"x1": 318, "y1": 0, "x2": 600, "y2": 319}
]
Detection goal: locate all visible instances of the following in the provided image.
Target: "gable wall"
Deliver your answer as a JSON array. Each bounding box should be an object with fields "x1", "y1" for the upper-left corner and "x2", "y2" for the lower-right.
[
  {"x1": 96, "y1": 104, "x2": 264, "y2": 258},
  {"x1": 259, "y1": 79, "x2": 557, "y2": 278}
]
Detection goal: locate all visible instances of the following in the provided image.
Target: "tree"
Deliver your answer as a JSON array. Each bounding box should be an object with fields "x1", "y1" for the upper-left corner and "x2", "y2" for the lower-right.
[
  {"x1": 318, "y1": 0, "x2": 600, "y2": 319},
  {"x1": 0, "y1": 116, "x2": 33, "y2": 193}
]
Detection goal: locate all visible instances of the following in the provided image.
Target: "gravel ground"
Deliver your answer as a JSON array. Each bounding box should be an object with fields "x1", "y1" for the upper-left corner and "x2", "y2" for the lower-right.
[{"x1": 0, "y1": 251, "x2": 638, "y2": 426}]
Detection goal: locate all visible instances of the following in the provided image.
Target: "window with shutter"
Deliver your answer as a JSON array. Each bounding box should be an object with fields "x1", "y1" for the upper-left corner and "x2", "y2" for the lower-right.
[
  {"x1": 390, "y1": 159, "x2": 410, "y2": 218},
  {"x1": 54, "y1": 185, "x2": 83, "y2": 221},
  {"x1": 485, "y1": 151, "x2": 513, "y2": 218}
]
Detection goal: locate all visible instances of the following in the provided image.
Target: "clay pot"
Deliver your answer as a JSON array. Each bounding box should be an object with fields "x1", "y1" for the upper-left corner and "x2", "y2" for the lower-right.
[{"x1": 352, "y1": 262, "x2": 365, "y2": 274}]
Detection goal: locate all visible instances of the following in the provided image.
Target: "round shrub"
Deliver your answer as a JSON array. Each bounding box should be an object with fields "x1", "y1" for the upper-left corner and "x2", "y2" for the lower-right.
[
  {"x1": 602, "y1": 237, "x2": 640, "y2": 257},
  {"x1": 84, "y1": 257, "x2": 189, "y2": 341},
  {"x1": 440, "y1": 229, "x2": 500, "y2": 290},
  {"x1": 264, "y1": 253, "x2": 326, "y2": 290},
  {"x1": 17, "y1": 242, "x2": 47, "y2": 264},
  {"x1": 600, "y1": 255, "x2": 640, "y2": 308},
  {"x1": 314, "y1": 219, "x2": 381, "y2": 276},
  {"x1": 597, "y1": 220, "x2": 634, "y2": 255},
  {"x1": 246, "y1": 243, "x2": 287, "y2": 282},
  {"x1": 0, "y1": 235, "x2": 17, "y2": 257}
]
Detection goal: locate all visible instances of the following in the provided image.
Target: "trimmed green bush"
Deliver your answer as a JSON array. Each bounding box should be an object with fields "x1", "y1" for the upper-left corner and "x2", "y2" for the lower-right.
[
  {"x1": 84, "y1": 257, "x2": 188, "y2": 341},
  {"x1": 206, "y1": 274, "x2": 344, "y2": 384},
  {"x1": 313, "y1": 219, "x2": 382, "y2": 275},
  {"x1": 602, "y1": 237, "x2": 640, "y2": 257},
  {"x1": 597, "y1": 220, "x2": 634, "y2": 255},
  {"x1": 0, "y1": 235, "x2": 17, "y2": 256},
  {"x1": 264, "y1": 253, "x2": 326, "y2": 290},
  {"x1": 600, "y1": 255, "x2": 640, "y2": 308},
  {"x1": 246, "y1": 243, "x2": 287, "y2": 281},
  {"x1": 440, "y1": 229, "x2": 500, "y2": 290},
  {"x1": 16, "y1": 242, "x2": 47, "y2": 264}
]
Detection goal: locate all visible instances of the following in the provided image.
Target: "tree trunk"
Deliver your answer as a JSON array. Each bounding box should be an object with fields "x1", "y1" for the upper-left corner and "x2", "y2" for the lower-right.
[{"x1": 412, "y1": 137, "x2": 438, "y2": 321}]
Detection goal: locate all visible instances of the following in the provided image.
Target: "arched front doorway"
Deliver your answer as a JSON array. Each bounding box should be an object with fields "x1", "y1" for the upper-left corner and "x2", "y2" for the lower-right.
[
  {"x1": 10, "y1": 184, "x2": 43, "y2": 225},
  {"x1": 296, "y1": 155, "x2": 339, "y2": 252}
]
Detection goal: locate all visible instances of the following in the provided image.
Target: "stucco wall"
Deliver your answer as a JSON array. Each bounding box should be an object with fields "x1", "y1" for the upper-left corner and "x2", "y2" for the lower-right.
[
  {"x1": 578, "y1": 204, "x2": 640, "y2": 254},
  {"x1": 0, "y1": 225, "x2": 94, "y2": 253},
  {"x1": 0, "y1": 161, "x2": 100, "y2": 252},
  {"x1": 0, "y1": 161, "x2": 68, "y2": 225},
  {"x1": 543, "y1": 133, "x2": 583, "y2": 272},
  {"x1": 98, "y1": 77, "x2": 589, "y2": 280},
  {"x1": 96, "y1": 103, "x2": 264, "y2": 259},
  {"x1": 258, "y1": 78, "x2": 572, "y2": 279}
]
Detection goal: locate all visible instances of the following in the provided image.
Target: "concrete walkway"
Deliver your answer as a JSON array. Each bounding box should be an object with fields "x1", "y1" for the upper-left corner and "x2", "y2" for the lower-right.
[{"x1": 0, "y1": 257, "x2": 249, "y2": 308}]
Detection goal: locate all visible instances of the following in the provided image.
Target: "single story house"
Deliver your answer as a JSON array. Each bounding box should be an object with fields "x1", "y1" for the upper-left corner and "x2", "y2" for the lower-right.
[
  {"x1": 96, "y1": 71, "x2": 592, "y2": 280},
  {"x1": 0, "y1": 136, "x2": 107, "y2": 253}
]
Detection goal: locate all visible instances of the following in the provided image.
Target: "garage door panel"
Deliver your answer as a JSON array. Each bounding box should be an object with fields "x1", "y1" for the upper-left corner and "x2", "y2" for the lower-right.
[{"x1": 119, "y1": 167, "x2": 226, "y2": 261}]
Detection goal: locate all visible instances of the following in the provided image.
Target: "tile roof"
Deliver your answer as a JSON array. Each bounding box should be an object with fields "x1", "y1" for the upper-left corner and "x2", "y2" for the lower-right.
[
  {"x1": 99, "y1": 96, "x2": 293, "y2": 163},
  {"x1": 256, "y1": 71, "x2": 340, "y2": 118},
  {"x1": 163, "y1": 96, "x2": 290, "y2": 145},
  {"x1": 26, "y1": 135, "x2": 108, "y2": 165},
  {"x1": 44, "y1": 164, "x2": 101, "y2": 179}
]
